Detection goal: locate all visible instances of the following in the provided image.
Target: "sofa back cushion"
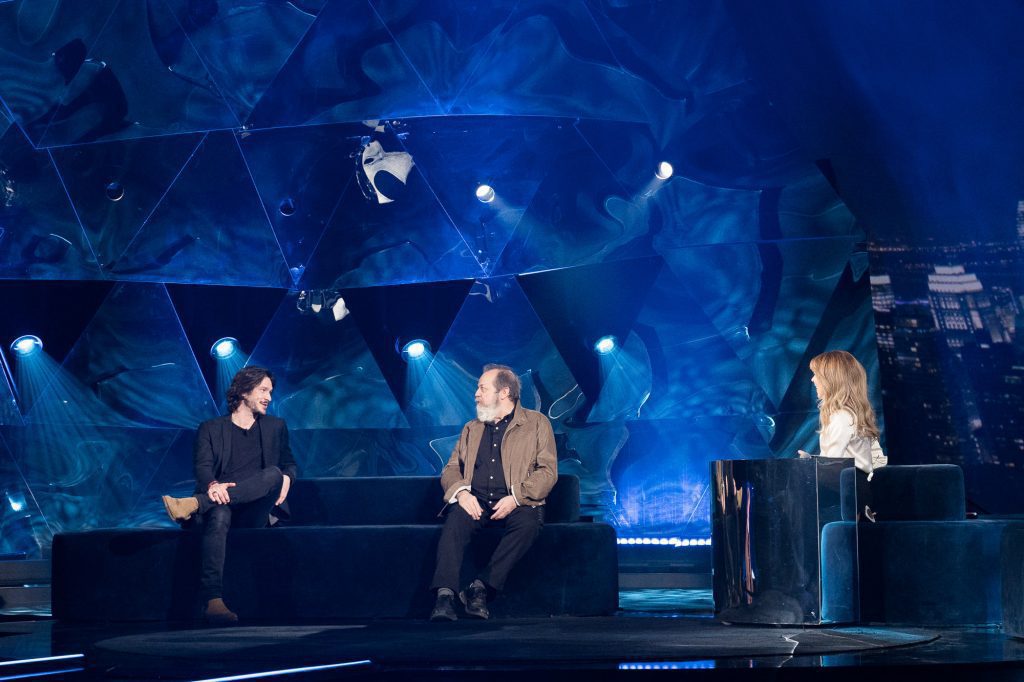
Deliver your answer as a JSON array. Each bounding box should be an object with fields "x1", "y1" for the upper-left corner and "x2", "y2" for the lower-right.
[
  {"x1": 288, "y1": 474, "x2": 580, "y2": 525},
  {"x1": 840, "y1": 464, "x2": 965, "y2": 521}
]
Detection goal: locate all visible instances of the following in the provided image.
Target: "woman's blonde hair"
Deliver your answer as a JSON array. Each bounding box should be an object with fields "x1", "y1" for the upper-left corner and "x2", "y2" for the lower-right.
[{"x1": 809, "y1": 350, "x2": 880, "y2": 440}]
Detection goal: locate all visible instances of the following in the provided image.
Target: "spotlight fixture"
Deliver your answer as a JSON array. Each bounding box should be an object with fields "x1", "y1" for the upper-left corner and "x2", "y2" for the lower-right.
[
  {"x1": 210, "y1": 337, "x2": 239, "y2": 360},
  {"x1": 475, "y1": 184, "x2": 495, "y2": 203},
  {"x1": 655, "y1": 161, "x2": 674, "y2": 180},
  {"x1": 358, "y1": 139, "x2": 414, "y2": 204},
  {"x1": 401, "y1": 339, "x2": 430, "y2": 361},
  {"x1": 10, "y1": 335, "x2": 42, "y2": 357},
  {"x1": 594, "y1": 335, "x2": 617, "y2": 355}
]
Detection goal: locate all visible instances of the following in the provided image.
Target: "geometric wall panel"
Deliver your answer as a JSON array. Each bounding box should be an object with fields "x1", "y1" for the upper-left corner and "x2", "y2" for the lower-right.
[
  {"x1": 1, "y1": 424, "x2": 180, "y2": 536},
  {"x1": 27, "y1": 283, "x2": 218, "y2": 429},
  {"x1": 448, "y1": 0, "x2": 649, "y2": 122},
  {"x1": 300, "y1": 166, "x2": 485, "y2": 289},
  {"x1": 0, "y1": 126, "x2": 99, "y2": 280},
  {"x1": 0, "y1": 431, "x2": 50, "y2": 555},
  {"x1": 405, "y1": 277, "x2": 577, "y2": 426},
  {"x1": 373, "y1": 0, "x2": 519, "y2": 114},
  {"x1": 35, "y1": 0, "x2": 239, "y2": 147},
  {"x1": 49, "y1": 132, "x2": 205, "y2": 272},
  {"x1": 0, "y1": 0, "x2": 122, "y2": 144},
  {"x1": 238, "y1": 123, "x2": 363, "y2": 286},
  {"x1": 107, "y1": 132, "x2": 291, "y2": 287},
  {"x1": 247, "y1": 292, "x2": 409, "y2": 430},
  {"x1": 246, "y1": 0, "x2": 443, "y2": 129},
  {"x1": 165, "y1": 0, "x2": 319, "y2": 124}
]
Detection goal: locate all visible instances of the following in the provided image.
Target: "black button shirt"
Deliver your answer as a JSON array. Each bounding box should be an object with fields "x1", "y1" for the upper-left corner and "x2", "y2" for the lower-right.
[
  {"x1": 223, "y1": 419, "x2": 263, "y2": 482},
  {"x1": 471, "y1": 410, "x2": 514, "y2": 506}
]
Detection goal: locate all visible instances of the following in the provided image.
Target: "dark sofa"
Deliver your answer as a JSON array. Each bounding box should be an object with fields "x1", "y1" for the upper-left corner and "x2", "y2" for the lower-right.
[{"x1": 52, "y1": 474, "x2": 618, "y2": 621}]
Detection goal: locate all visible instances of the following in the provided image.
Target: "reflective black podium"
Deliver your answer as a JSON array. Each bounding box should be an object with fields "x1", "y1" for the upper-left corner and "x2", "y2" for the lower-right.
[{"x1": 711, "y1": 458, "x2": 858, "y2": 625}]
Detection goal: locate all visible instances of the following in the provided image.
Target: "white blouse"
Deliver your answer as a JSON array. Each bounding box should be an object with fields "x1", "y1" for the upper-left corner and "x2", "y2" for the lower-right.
[{"x1": 818, "y1": 409, "x2": 887, "y2": 479}]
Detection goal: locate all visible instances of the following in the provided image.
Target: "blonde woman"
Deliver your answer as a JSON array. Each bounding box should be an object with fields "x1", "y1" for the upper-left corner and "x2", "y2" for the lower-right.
[{"x1": 798, "y1": 350, "x2": 887, "y2": 521}]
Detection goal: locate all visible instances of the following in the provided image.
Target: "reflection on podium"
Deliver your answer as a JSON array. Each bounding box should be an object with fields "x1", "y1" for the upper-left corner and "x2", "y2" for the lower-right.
[{"x1": 711, "y1": 458, "x2": 858, "y2": 625}]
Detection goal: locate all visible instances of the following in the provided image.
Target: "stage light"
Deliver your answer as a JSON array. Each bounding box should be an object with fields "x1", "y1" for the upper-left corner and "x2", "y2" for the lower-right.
[
  {"x1": 655, "y1": 161, "x2": 673, "y2": 180},
  {"x1": 475, "y1": 184, "x2": 495, "y2": 203},
  {"x1": 10, "y1": 335, "x2": 42, "y2": 357},
  {"x1": 210, "y1": 337, "x2": 239, "y2": 360},
  {"x1": 358, "y1": 140, "x2": 414, "y2": 204},
  {"x1": 105, "y1": 181, "x2": 124, "y2": 202},
  {"x1": 594, "y1": 335, "x2": 617, "y2": 355},
  {"x1": 402, "y1": 339, "x2": 430, "y2": 360}
]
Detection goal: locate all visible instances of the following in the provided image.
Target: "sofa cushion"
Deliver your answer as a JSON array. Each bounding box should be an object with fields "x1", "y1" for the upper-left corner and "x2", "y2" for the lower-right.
[
  {"x1": 840, "y1": 464, "x2": 965, "y2": 521},
  {"x1": 287, "y1": 474, "x2": 581, "y2": 525}
]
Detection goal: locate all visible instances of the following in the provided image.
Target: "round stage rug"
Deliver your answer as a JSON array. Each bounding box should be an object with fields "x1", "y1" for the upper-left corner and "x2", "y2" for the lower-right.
[{"x1": 94, "y1": 618, "x2": 937, "y2": 664}]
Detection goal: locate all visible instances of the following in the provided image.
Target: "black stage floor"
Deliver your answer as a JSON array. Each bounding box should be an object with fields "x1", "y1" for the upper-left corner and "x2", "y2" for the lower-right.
[{"x1": 0, "y1": 590, "x2": 1022, "y2": 681}]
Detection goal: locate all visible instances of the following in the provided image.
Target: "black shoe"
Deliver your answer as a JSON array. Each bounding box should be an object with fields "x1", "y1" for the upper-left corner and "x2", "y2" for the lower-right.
[
  {"x1": 459, "y1": 581, "x2": 489, "y2": 620},
  {"x1": 430, "y1": 590, "x2": 457, "y2": 622}
]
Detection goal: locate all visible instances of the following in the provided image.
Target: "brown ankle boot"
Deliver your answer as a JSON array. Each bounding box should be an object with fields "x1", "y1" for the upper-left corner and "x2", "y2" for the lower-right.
[
  {"x1": 162, "y1": 495, "x2": 199, "y2": 523},
  {"x1": 204, "y1": 598, "x2": 238, "y2": 625}
]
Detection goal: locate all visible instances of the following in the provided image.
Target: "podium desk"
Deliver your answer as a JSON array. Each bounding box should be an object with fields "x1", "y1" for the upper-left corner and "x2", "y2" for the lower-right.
[{"x1": 711, "y1": 457, "x2": 857, "y2": 625}]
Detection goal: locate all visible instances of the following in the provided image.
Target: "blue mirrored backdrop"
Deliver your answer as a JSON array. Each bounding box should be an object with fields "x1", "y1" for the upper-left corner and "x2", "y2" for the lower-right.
[
  {"x1": 0, "y1": 0, "x2": 122, "y2": 144},
  {"x1": 107, "y1": 132, "x2": 291, "y2": 287},
  {"x1": 163, "y1": 0, "x2": 321, "y2": 124},
  {"x1": 246, "y1": 291, "x2": 409, "y2": 430},
  {"x1": 1, "y1": 423, "x2": 180, "y2": 536},
  {"x1": 0, "y1": 126, "x2": 100, "y2": 280},
  {"x1": 246, "y1": 0, "x2": 442, "y2": 129},
  {"x1": 291, "y1": 427, "x2": 453, "y2": 479},
  {"x1": 27, "y1": 283, "x2": 218, "y2": 429},
  {"x1": 0, "y1": 432, "x2": 47, "y2": 556},
  {"x1": 238, "y1": 122, "x2": 366, "y2": 286},
  {"x1": 405, "y1": 277, "x2": 578, "y2": 427},
  {"x1": 0, "y1": 0, "x2": 888, "y2": 547},
  {"x1": 49, "y1": 132, "x2": 205, "y2": 272}
]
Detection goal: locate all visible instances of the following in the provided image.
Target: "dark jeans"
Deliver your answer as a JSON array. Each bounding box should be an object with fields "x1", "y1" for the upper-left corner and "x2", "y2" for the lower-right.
[
  {"x1": 431, "y1": 502, "x2": 544, "y2": 593},
  {"x1": 198, "y1": 467, "x2": 283, "y2": 601}
]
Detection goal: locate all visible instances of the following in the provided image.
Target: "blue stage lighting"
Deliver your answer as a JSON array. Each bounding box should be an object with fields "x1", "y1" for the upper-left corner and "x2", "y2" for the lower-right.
[
  {"x1": 655, "y1": 161, "x2": 674, "y2": 180},
  {"x1": 475, "y1": 184, "x2": 495, "y2": 203},
  {"x1": 10, "y1": 335, "x2": 42, "y2": 357},
  {"x1": 594, "y1": 335, "x2": 617, "y2": 355},
  {"x1": 402, "y1": 339, "x2": 430, "y2": 360},
  {"x1": 210, "y1": 337, "x2": 239, "y2": 360}
]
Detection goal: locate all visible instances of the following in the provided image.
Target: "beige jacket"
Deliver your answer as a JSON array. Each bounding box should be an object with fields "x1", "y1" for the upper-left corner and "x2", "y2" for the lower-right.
[{"x1": 440, "y1": 402, "x2": 558, "y2": 507}]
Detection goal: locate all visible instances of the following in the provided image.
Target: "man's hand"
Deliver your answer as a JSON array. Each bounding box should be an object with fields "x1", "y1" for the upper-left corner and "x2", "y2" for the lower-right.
[
  {"x1": 797, "y1": 450, "x2": 813, "y2": 459},
  {"x1": 209, "y1": 481, "x2": 236, "y2": 505},
  {"x1": 276, "y1": 475, "x2": 291, "y2": 506},
  {"x1": 490, "y1": 495, "x2": 517, "y2": 520},
  {"x1": 457, "y1": 490, "x2": 483, "y2": 520}
]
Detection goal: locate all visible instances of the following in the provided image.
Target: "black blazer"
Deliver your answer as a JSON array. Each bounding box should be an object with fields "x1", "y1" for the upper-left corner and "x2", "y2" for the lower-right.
[{"x1": 193, "y1": 414, "x2": 298, "y2": 502}]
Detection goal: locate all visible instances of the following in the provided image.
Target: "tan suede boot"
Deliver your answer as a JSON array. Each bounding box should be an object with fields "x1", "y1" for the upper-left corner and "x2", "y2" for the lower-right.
[
  {"x1": 162, "y1": 495, "x2": 199, "y2": 523},
  {"x1": 204, "y1": 598, "x2": 239, "y2": 626}
]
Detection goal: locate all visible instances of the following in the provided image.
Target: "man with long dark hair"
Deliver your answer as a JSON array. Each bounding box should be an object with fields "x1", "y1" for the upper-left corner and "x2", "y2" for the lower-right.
[{"x1": 162, "y1": 366, "x2": 297, "y2": 625}]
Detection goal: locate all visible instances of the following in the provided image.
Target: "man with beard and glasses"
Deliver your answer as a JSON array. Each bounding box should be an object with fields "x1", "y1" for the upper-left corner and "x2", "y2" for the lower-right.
[
  {"x1": 161, "y1": 366, "x2": 297, "y2": 625},
  {"x1": 429, "y1": 364, "x2": 558, "y2": 621}
]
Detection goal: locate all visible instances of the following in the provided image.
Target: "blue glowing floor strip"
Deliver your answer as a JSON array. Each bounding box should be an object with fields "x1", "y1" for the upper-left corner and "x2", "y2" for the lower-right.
[
  {"x1": 193, "y1": 659, "x2": 371, "y2": 682},
  {"x1": 0, "y1": 655, "x2": 84, "y2": 668},
  {"x1": 0, "y1": 669, "x2": 85, "y2": 681}
]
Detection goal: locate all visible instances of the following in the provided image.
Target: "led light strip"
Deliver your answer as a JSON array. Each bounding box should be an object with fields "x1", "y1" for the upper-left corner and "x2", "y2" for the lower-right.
[
  {"x1": 616, "y1": 537, "x2": 711, "y2": 547},
  {"x1": 0, "y1": 655, "x2": 85, "y2": 668},
  {"x1": 193, "y1": 659, "x2": 371, "y2": 682}
]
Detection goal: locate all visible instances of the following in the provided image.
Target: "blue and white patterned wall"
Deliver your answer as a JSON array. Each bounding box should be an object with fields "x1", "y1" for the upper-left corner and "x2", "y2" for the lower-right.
[{"x1": 0, "y1": 0, "x2": 878, "y2": 556}]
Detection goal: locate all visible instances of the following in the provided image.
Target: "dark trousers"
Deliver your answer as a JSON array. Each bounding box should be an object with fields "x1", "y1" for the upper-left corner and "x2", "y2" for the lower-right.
[
  {"x1": 431, "y1": 503, "x2": 544, "y2": 593},
  {"x1": 198, "y1": 467, "x2": 283, "y2": 601}
]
